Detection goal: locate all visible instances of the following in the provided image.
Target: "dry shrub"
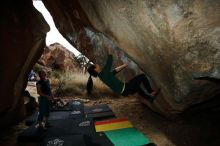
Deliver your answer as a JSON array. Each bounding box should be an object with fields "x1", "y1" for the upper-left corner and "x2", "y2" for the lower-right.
[{"x1": 50, "y1": 71, "x2": 118, "y2": 98}]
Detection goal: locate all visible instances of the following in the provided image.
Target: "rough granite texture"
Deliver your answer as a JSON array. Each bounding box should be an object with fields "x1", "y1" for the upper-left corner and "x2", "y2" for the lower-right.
[{"x1": 43, "y1": 0, "x2": 220, "y2": 116}]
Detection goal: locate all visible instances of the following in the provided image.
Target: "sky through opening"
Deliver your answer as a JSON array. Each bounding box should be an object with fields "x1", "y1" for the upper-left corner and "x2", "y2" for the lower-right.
[{"x1": 33, "y1": 0, "x2": 80, "y2": 56}]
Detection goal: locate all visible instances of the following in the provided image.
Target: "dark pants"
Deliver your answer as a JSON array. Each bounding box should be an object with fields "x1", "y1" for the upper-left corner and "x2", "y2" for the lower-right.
[
  {"x1": 121, "y1": 74, "x2": 153, "y2": 97},
  {"x1": 37, "y1": 96, "x2": 50, "y2": 122}
]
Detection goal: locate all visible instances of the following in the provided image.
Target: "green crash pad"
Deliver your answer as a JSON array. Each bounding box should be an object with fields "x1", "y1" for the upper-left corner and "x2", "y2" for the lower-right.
[{"x1": 105, "y1": 128, "x2": 150, "y2": 146}]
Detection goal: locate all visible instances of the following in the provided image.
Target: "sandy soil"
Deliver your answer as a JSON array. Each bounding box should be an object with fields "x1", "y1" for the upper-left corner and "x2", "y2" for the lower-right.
[{"x1": 1, "y1": 82, "x2": 220, "y2": 146}]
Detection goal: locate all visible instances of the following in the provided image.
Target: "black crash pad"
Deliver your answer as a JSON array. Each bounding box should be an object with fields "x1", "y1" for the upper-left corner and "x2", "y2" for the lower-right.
[
  {"x1": 25, "y1": 111, "x2": 39, "y2": 126},
  {"x1": 84, "y1": 104, "x2": 115, "y2": 120},
  {"x1": 85, "y1": 111, "x2": 115, "y2": 120},
  {"x1": 41, "y1": 134, "x2": 86, "y2": 146},
  {"x1": 84, "y1": 104, "x2": 112, "y2": 114},
  {"x1": 41, "y1": 133, "x2": 113, "y2": 146},
  {"x1": 69, "y1": 110, "x2": 84, "y2": 119},
  {"x1": 25, "y1": 111, "x2": 71, "y2": 126},
  {"x1": 17, "y1": 125, "x2": 47, "y2": 142},
  {"x1": 50, "y1": 100, "x2": 84, "y2": 112},
  {"x1": 68, "y1": 100, "x2": 84, "y2": 111},
  {"x1": 84, "y1": 132, "x2": 114, "y2": 146},
  {"x1": 18, "y1": 118, "x2": 95, "y2": 143},
  {"x1": 50, "y1": 105, "x2": 72, "y2": 111},
  {"x1": 143, "y1": 143, "x2": 157, "y2": 146},
  {"x1": 49, "y1": 111, "x2": 71, "y2": 121}
]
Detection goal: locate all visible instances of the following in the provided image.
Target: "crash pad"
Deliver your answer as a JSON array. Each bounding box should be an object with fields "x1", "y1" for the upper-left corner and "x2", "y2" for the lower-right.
[
  {"x1": 84, "y1": 104, "x2": 112, "y2": 114},
  {"x1": 49, "y1": 111, "x2": 71, "y2": 120},
  {"x1": 69, "y1": 110, "x2": 84, "y2": 119},
  {"x1": 25, "y1": 111, "x2": 71, "y2": 126},
  {"x1": 41, "y1": 134, "x2": 86, "y2": 146},
  {"x1": 105, "y1": 128, "x2": 150, "y2": 146},
  {"x1": 85, "y1": 111, "x2": 115, "y2": 120},
  {"x1": 95, "y1": 118, "x2": 133, "y2": 132},
  {"x1": 50, "y1": 105, "x2": 72, "y2": 111},
  {"x1": 84, "y1": 132, "x2": 114, "y2": 146},
  {"x1": 50, "y1": 100, "x2": 84, "y2": 112},
  {"x1": 25, "y1": 111, "x2": 38, "y2": 126},
  {"x1": 42, "y1": 133, "x2": 114, "y2": 146},
  {"x1": 68, "y1": 100, "x2": 84, "y2": 111},
  {"x1": 18, "y1": 118, "x2": 95, "y2": 143},
  {"x1": 84, "y1": 104, "x2": 115, "y2": 120}
]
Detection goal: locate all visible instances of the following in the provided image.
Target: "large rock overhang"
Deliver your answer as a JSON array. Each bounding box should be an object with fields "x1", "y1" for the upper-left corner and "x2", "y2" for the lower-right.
[{"x1": 43, "y1": 0, "x2": 220, "y2": 117}]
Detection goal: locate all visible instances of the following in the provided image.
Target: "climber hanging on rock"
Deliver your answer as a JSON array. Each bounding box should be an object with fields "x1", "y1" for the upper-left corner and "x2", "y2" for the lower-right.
[{"x1": 86, "y1": 43, "x2": 160, "y2": 102}]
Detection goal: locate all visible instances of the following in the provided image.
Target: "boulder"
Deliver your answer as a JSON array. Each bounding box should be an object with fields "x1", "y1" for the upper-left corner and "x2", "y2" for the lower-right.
[
  {"x1": 0, "y1": 0, "x2": 49, "y2": 128},
  {"x1": 43, "y1": 0, "x2": 220, "y2": 117},
  {"x1": 38, "y1": 43, "x2": 81, "y2": 72}
]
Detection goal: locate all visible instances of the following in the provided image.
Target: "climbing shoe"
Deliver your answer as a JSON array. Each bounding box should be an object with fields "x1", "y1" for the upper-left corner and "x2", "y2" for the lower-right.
[{"x1": 151, "y1": 88, "x2": 160, "y2": 97}]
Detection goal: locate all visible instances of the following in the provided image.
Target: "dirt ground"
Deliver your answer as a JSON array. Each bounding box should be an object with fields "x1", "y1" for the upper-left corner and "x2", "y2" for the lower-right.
[
  {"x1": 85, "y1": 96, "x2": 220, "y2": 146},
  {"x1": 1, "y1": 82, "x2": 220, "y2": 146}
]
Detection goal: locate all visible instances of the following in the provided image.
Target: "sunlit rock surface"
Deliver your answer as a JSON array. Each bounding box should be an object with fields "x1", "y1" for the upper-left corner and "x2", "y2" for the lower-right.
[
  {"x1": 43, "y1": 0, "x2": 220, "y2": 117},
  {"x1": 0, "y1": 0, "x2": 49, "y2": 128},
  {"x1": 38, "y1": 43, "x2": 81, "y2": 72}
]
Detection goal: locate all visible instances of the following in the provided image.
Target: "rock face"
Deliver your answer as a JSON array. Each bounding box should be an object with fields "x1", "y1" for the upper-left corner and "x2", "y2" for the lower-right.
[
  {"x1": 0, "y1": 0, "x2": 49, "y2": 128},
  {"x1": 38, "y1": 43, "x2": 81, "y2": 72},
  {"x1": 43, "y1": 0, "x2": 220, "y2": 117}
]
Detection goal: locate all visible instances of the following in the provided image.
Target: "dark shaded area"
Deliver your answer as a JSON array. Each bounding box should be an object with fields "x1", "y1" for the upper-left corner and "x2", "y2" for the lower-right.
[
  {"x1": 0, "y1": 0, "x2": 49, "y2": 129},
  {"x1": 145, "y1": 104, "x2": 220, "y2": 146},
  {"x1": 183, "y1": 94, "x2": 220, "y2": 117},
  {"x1": 193, "y1": 76, "x2": 220, "y2": 83}
]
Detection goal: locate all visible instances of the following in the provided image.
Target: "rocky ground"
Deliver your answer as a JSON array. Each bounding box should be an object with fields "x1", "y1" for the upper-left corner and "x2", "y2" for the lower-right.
[{"x1": 1, "y1": 82, "x2": 220, "y2": 146}]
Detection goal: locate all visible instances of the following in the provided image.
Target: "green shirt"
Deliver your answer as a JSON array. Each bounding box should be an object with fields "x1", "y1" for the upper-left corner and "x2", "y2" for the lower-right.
[{"x1": 98, "y1": 55, "x2": 125, "y2": 94}]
